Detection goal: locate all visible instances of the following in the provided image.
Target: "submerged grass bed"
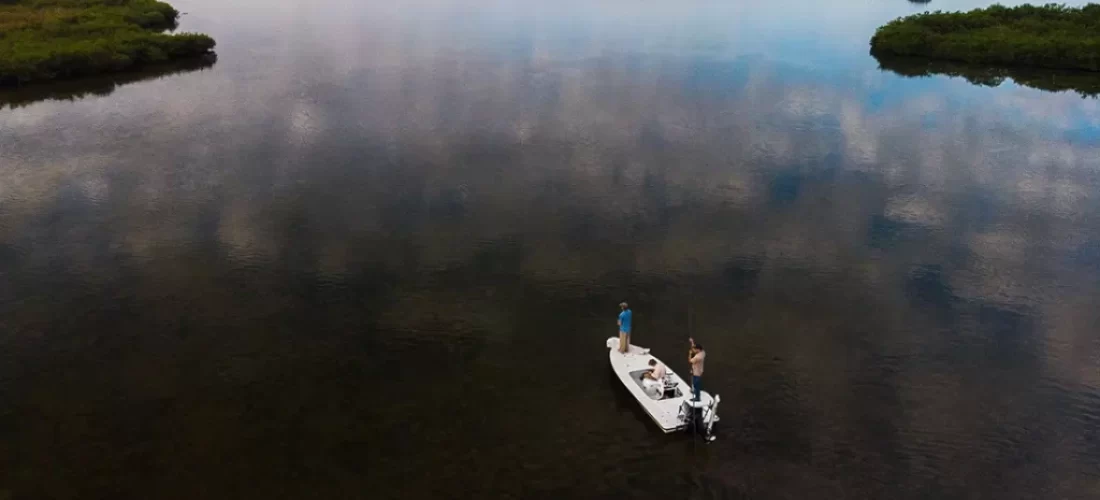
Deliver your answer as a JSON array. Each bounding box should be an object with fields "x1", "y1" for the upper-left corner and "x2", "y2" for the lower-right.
[
  {"x1": 0, "y1": 0, "x2": 214, "y2": 85},
  {"x1": 870, "y1": 4, "x2": 1100, "y2": 72}
]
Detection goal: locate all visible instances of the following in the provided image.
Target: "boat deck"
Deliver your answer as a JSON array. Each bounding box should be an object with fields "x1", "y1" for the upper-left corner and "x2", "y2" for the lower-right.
[{"x1": 607, "y1": 337, "x2": 716, "y2": 433}]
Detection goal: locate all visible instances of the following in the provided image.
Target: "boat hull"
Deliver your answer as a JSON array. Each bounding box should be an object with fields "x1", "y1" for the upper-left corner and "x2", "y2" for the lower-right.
[{"x1": 606, "y1": 337, "x2": 718, "y2": 434}]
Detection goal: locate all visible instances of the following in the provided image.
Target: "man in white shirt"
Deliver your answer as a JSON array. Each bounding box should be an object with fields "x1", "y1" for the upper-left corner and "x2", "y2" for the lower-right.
[
  {"x1": 642, "y1": 359, "x2": 667, "y2": 399},
  {"x1": 643, "y1": 358, "x2": 667, "y2": 381}
]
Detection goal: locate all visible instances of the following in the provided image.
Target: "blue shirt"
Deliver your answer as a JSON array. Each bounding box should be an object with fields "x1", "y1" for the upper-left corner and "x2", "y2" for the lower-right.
[{"x1": 619, "y1": 309, "x2": 632, "y2": 333}]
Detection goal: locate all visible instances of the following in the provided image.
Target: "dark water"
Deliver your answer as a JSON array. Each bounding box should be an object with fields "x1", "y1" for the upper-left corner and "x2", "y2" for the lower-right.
[{"x1": 2, "y1": 0, "x2": 1100, "y2": 498}]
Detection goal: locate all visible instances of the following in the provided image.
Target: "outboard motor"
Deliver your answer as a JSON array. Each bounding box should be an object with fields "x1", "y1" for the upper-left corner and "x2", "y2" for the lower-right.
[
  {"x1": 702, "y1": 395, "x2": 720, "y2": 442},
  {"x1": 679, "y1": 394, "x2": 720, "y2": 442}
]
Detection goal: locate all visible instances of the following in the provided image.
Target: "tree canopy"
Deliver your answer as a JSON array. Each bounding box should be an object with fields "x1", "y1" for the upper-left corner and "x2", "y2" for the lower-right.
[
  {"x1": 870, "y1": 4, "x2": 1100, "y2": 72},
  {"x1": 0, "y1": 0, "x2": 215, "y2": 85}
]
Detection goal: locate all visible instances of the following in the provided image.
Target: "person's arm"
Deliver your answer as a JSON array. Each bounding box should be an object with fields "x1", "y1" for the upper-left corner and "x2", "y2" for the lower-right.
[{"x1": 689, "y1": 352, "x2": 702, "y2": 364}]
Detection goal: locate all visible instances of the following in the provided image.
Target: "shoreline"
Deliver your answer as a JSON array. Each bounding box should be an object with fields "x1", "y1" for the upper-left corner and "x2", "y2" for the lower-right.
[
  {"x1": 870, "y1": 4, "x2": 1100, "y2": 73},
  {"x1": 0, "y1": 0, "x2": 216, "y2": 86}
]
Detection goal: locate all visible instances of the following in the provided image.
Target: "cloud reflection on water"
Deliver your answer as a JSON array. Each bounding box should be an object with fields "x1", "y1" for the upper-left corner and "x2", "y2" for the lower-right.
[
  {"x1": 2, "y1": 0, "x2": 1100, "y2": 497},
  {"x1": 3, "y1": 7, "x2": 1100, "y2": 362}
]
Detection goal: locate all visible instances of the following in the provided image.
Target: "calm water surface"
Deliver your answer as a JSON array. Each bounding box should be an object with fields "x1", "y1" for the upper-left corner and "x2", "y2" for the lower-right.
[{"x1": 2, "y1": 0, "x2": 1099, "y2": 498}]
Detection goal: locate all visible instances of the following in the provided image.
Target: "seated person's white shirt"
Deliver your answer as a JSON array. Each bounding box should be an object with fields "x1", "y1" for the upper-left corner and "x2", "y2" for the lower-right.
[{"x1": 642, "y1": 377, "x2": 663, "y2": 399}]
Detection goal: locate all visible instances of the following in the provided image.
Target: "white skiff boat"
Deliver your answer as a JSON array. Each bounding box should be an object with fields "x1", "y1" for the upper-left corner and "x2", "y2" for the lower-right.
[{"x1": 606, "y1": 337, "x2": 720, "y2": 441}]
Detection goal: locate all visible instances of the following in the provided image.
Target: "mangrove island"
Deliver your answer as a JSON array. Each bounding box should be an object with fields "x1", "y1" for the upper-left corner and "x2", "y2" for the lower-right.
[
  {"x1": 870, "y1": 4, "x2": 1100, "y2": 72},
  {"x1": 0, "y1": 0, "x2": 215, "y2": 85}
]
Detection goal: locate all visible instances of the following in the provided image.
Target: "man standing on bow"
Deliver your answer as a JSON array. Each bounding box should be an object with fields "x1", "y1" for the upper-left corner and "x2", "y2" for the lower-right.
[{"x1": 617, "y1": 302, "x2": 632, "y2": 353}]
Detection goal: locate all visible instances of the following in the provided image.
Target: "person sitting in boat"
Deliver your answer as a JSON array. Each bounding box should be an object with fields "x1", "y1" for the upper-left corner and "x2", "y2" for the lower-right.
[
  {"x1": 641, "y1": 359, "x2": 667, "y2": 399},
  {"x1": 643, "y1": 358, "x2": 667, "y2": 381}
]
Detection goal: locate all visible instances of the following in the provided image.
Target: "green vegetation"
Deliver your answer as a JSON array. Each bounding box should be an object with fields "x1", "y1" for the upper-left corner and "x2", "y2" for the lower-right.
[
  {"x1": 870, "y1": 4, "x2": 1100, "y2": 72},
  {"x1": 0, "y1": 0, "x2": 215, "y2": 85},
  {"x1": 876, "y1": 55, "x2": 1100, "y2": 97}
]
